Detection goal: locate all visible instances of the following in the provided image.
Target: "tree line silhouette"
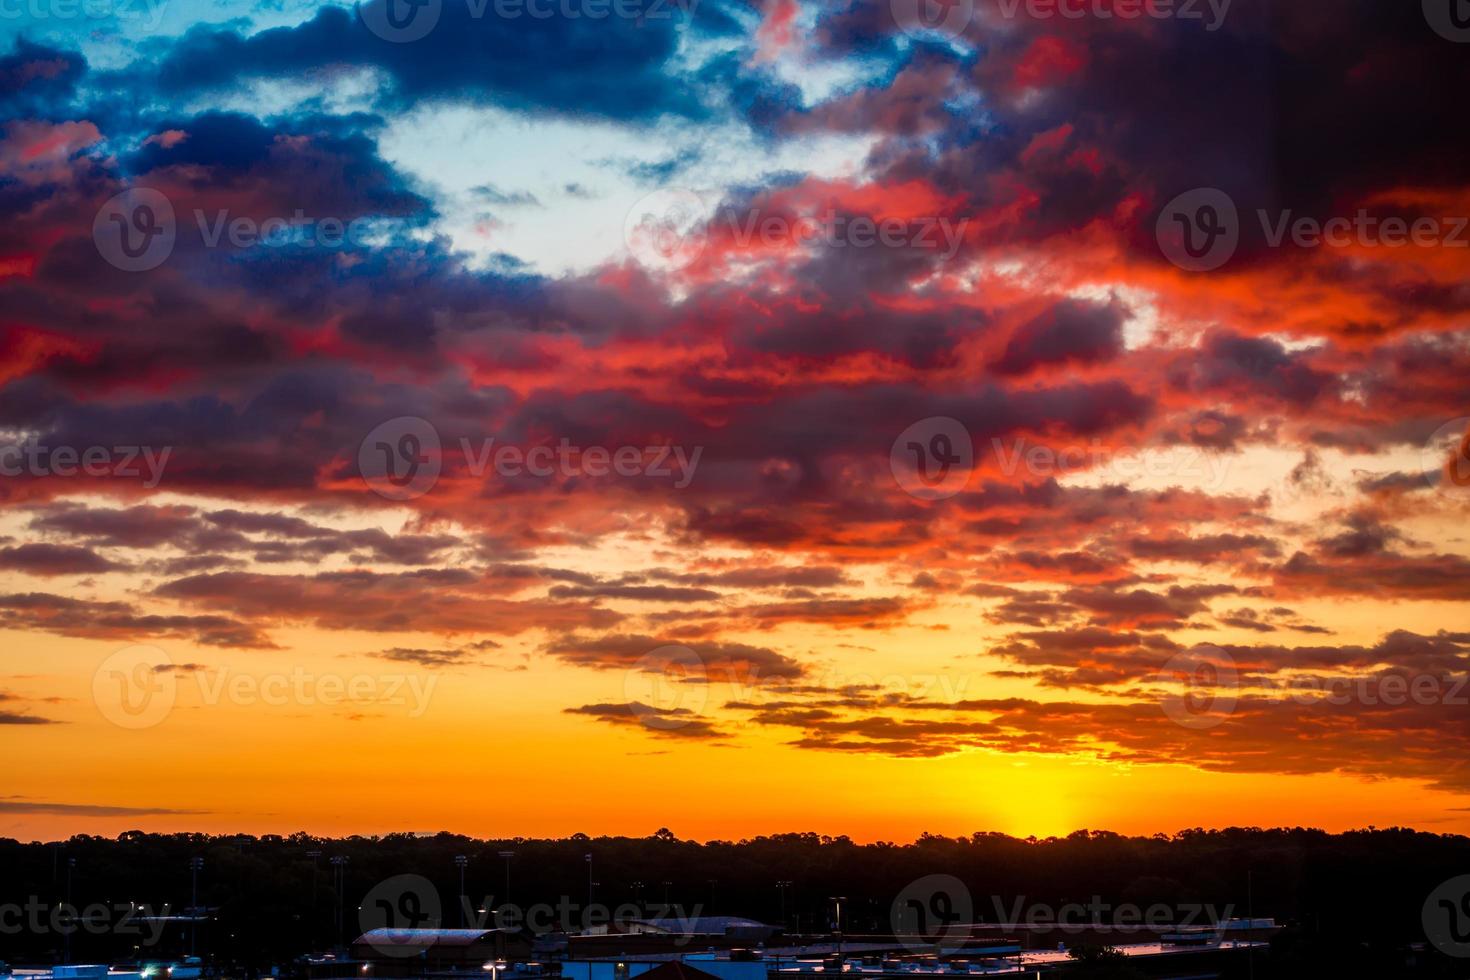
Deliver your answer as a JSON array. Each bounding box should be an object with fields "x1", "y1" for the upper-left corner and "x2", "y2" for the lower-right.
[{"x1": 2, "y1": 826, "x2": 1468, "y2": 978}]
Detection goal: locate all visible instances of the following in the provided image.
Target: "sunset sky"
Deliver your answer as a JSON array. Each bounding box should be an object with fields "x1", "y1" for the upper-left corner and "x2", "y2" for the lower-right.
[{"x1": 1, "y1": 0, "x2": 1468, "y2": 844}]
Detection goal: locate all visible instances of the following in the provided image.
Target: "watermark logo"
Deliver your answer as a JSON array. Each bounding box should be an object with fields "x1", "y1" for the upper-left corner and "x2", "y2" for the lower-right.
[
  {"x1": 993, "y1": 0, "x2": 1231, "y2": 30},
  {"x1": 891, "y1": 417, "x2": 973, "y2": 500},
  {"x1": 0, "y1": 0, "x2": 169, "y2": 31},
  {"x1": 625, "y1": 193, "x2": 970, "y2": 272},
  {"x1": 360, "y1": 416, "x2": 444, "y2": 501},
  {"x1": 359, "y1": 0, "x2": 443, "y2": 41},
  {"x1": 983, "y1": 896, "x2": 1233, "y2": 938},
  {"x1": 1423, "y1": 417, "x2": 1470, "y2": 497},
  {"x1": 94, "y1": 188, "x2": 176, "y2": 272},
  {"x1": 360, "y1": 0, "x2": 694, "y2": 40},
  {"x1": 93, "y1": 648, "x2": 440, "y2": 729},
  {"x1": 891, "y1": 874, "x2": 974, "y2": 952},
  {"x1": 988, "y1": 436, "x2": 1233, "y2": 490},
  {"x1": 0, "y1": 898, "x2": 171, "y2": 944},
  {"x1": 625, "y1": 188, "x2": 709, "y2": 272},
  {"x1": 623, "y1": 645, "x2": 710, "y2": 731},
  {"x1": 361, "y1": 874, "x2": 444, "y2": 955},
  {"x1": 0, "y1": 439, "x2": 172, "y2": 487},
  {"x1": 1424, "y1": 875, "x2": 1470, "y2": 957},
  {"x1": 359, "y1": 419, "x2": 704, "y2": 501},
  {"x1": 1424, "y1": 0, "x2": 1470, "y2": 42},
  {"x1": 93, "y1": 644, "x2": 177, "y2": 730},
  {"x1": 1158, "y1": 644, "x2": 1237, "y2": 730},
  {"x1": 891, "y1": 0, "x2": 974, "y2": 40},
  {"x1": 1160, "y1": 188, "x2": 1468, "y2": 271},
  {"x1": 1157, "y1": 188, "x2": 1239, "y2": 272}
]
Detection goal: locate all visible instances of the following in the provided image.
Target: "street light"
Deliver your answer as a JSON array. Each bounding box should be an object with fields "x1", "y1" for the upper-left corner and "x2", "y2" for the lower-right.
[{"x1": 829, "y1": 896, "x2": 847, "y2": 958}]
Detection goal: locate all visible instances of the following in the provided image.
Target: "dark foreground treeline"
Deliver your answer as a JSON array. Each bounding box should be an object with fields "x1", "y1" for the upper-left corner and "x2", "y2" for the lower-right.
[{"x1": 2, "y1": 826, "x2": 1469, "y2": 978}]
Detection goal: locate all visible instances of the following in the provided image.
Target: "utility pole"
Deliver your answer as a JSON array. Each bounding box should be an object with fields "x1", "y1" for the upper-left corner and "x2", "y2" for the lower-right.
[
  {"x1": 456, "y1": 856, "x2": 469, "y2": 928},
  {"x1": 189, "y1": 857, "x2": 204, "y2": 956}
]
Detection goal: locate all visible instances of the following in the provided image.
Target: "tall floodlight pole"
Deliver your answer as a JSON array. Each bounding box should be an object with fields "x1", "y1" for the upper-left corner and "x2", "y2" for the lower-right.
[
  {"x1": 585, "y1": 853, "x2": 594, "y2": 914},
  {"x1": 499, "y1": 851, "x2": 516, "y2": 907},
  {"x1": 307, "y1": 850, "x2": 323, "y2": 948},
  {"x1": 330, "y1": 856, "x2": 349, "y2": 950},
  {"x1": 189, "y1": 857, "x2": 204, "y2": 955},
  {"x1": 456, "y1": 856, "x2": 469, "y2": 928},
  {"x1": 64, "y1": 857, "x2": 76, "y2": 965}
]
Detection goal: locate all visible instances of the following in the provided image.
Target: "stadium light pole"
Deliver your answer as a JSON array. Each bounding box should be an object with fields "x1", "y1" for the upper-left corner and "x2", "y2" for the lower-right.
[
  {"x1": 64, "y1": 857, "x2": 76, "y2": 965},
  {"x1": 189, "y1": 857, "x2": 204, "y2": 956},
  {"x1": 499, "y1": 851, "x2": 516, "y2": 907},
  {"x1": 330, "y1": 856, "x2": 349, "y2": 950},
  {"x1": 307, "y1": 850, "x2": 323, "y2": 949},
  {"x1": 456, "y1": 856, "x2": 469, "y2": 928}
]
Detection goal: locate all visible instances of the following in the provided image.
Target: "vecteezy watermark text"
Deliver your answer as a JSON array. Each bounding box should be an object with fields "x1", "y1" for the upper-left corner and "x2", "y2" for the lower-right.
[
  {"x1": 0, "y1": 0, "x2": 168, "y2": 30},
  {"x1": 995, "y1": 0, "x2": 1231, "y2": 30},
  {"x1": 1158, "y1": 187, "x2": 1469, "y2": 272},
  {"x1": 93, "y1": 645, "x2": 438, "y2": 730},
  {"x1": 0, "y1": 438, "x2": 171, "y2": 488},
  {"x1": 358, "y1": 873, "x2": 706, "y2": 958},
  {"x1": 359, "y1": 416, "x2": 703, "y2": 501},
  {"x1": 625, "y1": 189, "x2": 970, "y2": 272},
  {"x1": 358, "y1": 0, "x2": 699, "y2": 44},
  {"x1": 0, "y1": 898, "x2": 170, "y2": 944},
  {"x1": 93, "y1": 188, "x2": 410, "y2": 272}
]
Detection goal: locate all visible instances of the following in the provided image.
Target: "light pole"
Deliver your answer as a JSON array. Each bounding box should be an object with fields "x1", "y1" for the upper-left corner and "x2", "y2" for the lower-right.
[
  {"x1": 455, "y1": 856, "x2": 469, "y2": 928},
  {"x1": 662, "y1": 881, "x2": 672, "y2": 912},
  {"x1": 829, "y1": 896, "x2": 846, "y2": 958},
  {"x1": 778, "y1": 882, "x2": 792, "y2": 930},
  {"x1": 189, "y1": 857, "x2": 204, "y2": 956},
  {"x1": 585, "y1": 853, "x2": 594, "y2": 914},
  {"x1": 498, "y1": 851, "x2": 515, "y2": 907},
  {"x1": 307, "y1": 850, "x2": 323, "y2": 949},
  {"x1": 64, "y1": 857, "x2": 75, "y2": 965},
  {"x1": 330, "y1": 856, "x2": 349, "y2": 950},
  {"x1": 1247, "y1": 868, "x2": 1255, "y2": 980}
]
